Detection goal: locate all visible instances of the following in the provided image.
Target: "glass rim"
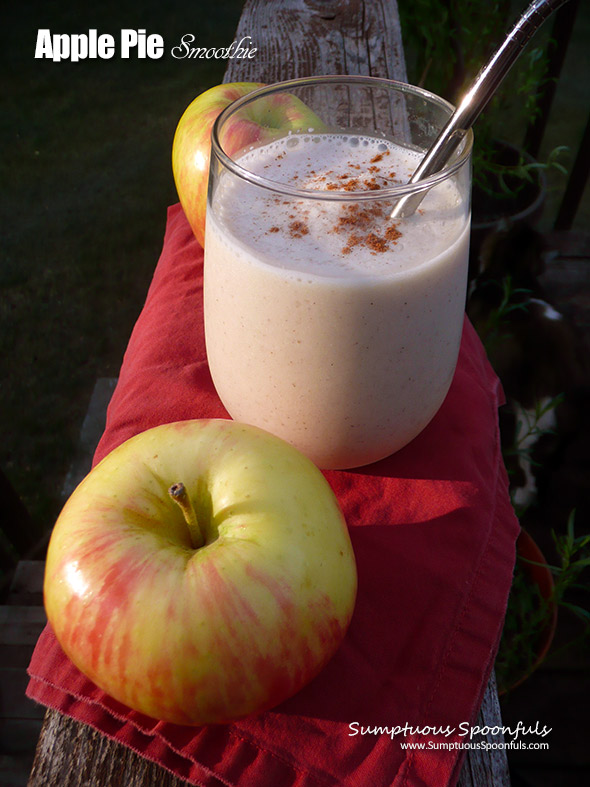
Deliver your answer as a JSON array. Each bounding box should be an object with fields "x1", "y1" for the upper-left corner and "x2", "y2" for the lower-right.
[{"x1": 210, "y1": 75, "x2": 473, "y2": 202}]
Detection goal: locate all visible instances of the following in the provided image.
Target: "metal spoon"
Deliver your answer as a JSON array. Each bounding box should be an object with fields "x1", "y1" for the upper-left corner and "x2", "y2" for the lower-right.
[{"x1": 391, "y1": 0, "x2": 572, "y2": 219}]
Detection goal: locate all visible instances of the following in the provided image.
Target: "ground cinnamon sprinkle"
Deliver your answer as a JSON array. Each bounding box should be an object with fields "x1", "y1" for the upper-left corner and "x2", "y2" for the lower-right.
[
  {"x1": 385, "y1": 225, "x2": 402, "y2": 242},
  {"x1": 342, "y1": 232, "x2": 364, "y2": 254},
  {"x1": 343, "y1": 179, "x2": 361, "y2": 191},
  {"x1": 366, "y1": 233, "x2": 388, "y2": 253},
  {"x1": 331, "y1": 200, "x2": 402, "y2": 255},
  {"x1": 364, "y1": 177, "x2": 381, "y2": 191},
  {"x1": 268, "y1": 151, "x2": 403, "y2": 255},
  {"x1": 289, "y1": 220, "x2": 309, "y2": 238}
]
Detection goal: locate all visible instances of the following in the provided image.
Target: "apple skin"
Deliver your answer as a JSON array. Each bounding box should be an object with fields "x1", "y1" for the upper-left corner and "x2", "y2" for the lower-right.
[
  {"x1": 172, "y1": 82, "x2": 325, "y2": 247},
  {"x1": 44, "y1": 419, "x2": 357, "y2": 726}
]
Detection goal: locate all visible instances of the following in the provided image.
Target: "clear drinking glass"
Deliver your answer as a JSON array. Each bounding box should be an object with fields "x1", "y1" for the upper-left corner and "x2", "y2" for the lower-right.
[{"x1": 204, "y1": 76, "x2": 473, "y2": 470}]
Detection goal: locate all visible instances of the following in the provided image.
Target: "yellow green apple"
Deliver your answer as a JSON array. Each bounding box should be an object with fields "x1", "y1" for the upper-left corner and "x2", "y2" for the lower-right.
[
  {"x1": 172, "y1": 82, "x2": 325, "y2": 247},
  {"x1": 44, "y1": 418, "x2": 357, "y2": 725}
]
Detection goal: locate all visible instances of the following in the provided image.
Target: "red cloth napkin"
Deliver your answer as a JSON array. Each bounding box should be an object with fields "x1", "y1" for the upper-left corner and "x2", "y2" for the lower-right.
[{"x1": 28, "y1": 203, "x2": 519, "y2": 787}]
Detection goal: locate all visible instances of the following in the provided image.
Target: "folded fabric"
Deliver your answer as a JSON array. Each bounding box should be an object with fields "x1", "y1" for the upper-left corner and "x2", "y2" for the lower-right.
[{"x1": 28, "y1": 203, "x2": 519, "y2": 787}]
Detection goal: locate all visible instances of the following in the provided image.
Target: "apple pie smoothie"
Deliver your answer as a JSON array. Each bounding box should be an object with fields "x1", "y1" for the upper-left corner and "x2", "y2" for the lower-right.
[{"x1": 204, "y1": 80, "x2": 472, "y2": 469}]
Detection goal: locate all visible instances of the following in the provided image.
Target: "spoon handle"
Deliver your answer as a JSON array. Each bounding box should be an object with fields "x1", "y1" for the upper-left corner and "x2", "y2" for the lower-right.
[{"x1": 392, "y1": 0, "x2": 572, "y2": 219}]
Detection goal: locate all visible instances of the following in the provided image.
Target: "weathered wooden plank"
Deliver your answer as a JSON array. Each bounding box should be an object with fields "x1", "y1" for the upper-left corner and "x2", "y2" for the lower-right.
[
  {"x1": 223, "y1": 0, "x2": 407, "y2": 84},
  {"x1": 457, "y1": 671, "x2": 511, "y2": 787},
  {"x1": 224, "y1": 1, "x2": 411, "y2": 173},
  {"x1": 29, "y1": 711, "x2": 190, "y2": 787},
  {"x1": 26, "y1": 2, "x2": 510, "y2": 785}
]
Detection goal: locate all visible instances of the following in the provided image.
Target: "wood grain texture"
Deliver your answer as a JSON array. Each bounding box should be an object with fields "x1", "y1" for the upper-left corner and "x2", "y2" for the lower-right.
[
  {"x1": 27, "y1": 1, "x2": 510, "y2": 784},
  {"x1": 223, "y1": 0, "x2": 407, "y2": 84},
  {"x1": 457, "y1": 671, "x2": 511, "y2": 787},
  {"x1": 29, "y1": 711, "x2": 190, "y2": 787}
]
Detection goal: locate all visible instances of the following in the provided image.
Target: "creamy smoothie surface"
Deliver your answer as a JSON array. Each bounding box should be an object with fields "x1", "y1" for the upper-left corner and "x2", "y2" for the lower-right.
[{"x1": 204, "y1": 133, "x2": 470, "y2": 469}]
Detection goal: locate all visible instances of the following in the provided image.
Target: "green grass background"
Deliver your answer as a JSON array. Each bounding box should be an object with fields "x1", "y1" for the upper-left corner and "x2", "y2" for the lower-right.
[{"x1": 1, "y1": 1, "x2": 245, "y2": 537}]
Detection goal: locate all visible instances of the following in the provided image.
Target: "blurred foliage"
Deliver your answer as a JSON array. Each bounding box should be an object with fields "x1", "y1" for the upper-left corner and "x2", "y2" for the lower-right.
[
  {"x1": 1, "y1": 0, "x2": 244, "y2": 535},
  {"x1": 398, "y1": 0, "x2": 567, "y2": 196}
]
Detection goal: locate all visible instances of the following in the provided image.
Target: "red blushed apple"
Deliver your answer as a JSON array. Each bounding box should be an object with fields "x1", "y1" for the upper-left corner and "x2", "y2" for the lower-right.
[
  {"x1": 44, "y1": 419, "x2": 357, "y2": 726},
  {"x1": 172, "y1": 82, "x2": 325, "y2": 247}
]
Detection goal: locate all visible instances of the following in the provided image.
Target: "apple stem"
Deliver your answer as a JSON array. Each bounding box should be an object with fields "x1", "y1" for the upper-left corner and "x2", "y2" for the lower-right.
[{"x1": 168, "y1": 482, "x2": 205, "y2": 549}]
